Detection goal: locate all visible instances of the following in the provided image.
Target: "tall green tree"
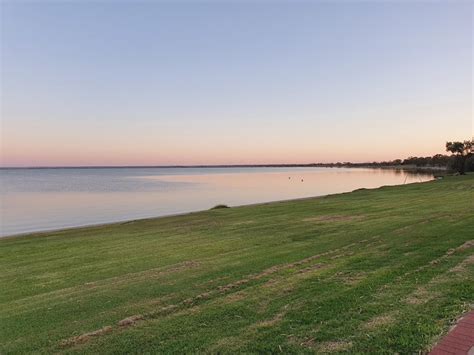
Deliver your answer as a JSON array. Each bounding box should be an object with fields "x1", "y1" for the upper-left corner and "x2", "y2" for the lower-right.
[{"x1": 445, "y1": 140, "x2": 473, "y2": 174}]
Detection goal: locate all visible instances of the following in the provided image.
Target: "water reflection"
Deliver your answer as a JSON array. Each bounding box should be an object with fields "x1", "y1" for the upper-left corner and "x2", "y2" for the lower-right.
[{"x1": 0, "y1": 167, "x2": 433, "y2": 237}]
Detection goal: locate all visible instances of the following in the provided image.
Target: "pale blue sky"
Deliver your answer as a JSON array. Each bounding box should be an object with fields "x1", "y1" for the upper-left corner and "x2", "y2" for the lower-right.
[{"x1": 1, "y1": 1, "x2": 472, "y2": 166}]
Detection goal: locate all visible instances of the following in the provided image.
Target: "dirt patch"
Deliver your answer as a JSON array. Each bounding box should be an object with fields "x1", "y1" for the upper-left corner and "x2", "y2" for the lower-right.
[
  {"x1": 60, "y1": 326, "x2": 113, "y2": 347},
  {"x1": 458, "y1": 240, "x2": 474, "y2": 250},
  {"x1": 117, "y1": 315, "x2": 144, "y2": 327},
  {"x1": 302, "y1": 215, "x2": 362, "y2": 223}
]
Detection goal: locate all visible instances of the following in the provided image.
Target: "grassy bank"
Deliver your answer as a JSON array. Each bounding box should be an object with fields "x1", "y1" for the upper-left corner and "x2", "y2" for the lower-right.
[{"x1": 1, "y1": 175, "x2": 473, "y2": 354}]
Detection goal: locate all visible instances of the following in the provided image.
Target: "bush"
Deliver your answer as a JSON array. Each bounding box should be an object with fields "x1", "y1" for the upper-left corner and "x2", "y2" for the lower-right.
[
  {"x1": 465, "y1": 155, "x2": 474, "y2": 172},
  {"x1": 448, "y1": 155, "x2": 463, "y2": 173},
  {"x1": 210, "y1": 204, "x2": 229, "y2": 210}
]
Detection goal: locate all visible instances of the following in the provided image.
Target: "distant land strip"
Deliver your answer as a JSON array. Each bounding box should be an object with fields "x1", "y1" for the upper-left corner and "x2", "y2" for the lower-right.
[{"x1": 0, "y1": 163, "x2": 449, "y2": 170}]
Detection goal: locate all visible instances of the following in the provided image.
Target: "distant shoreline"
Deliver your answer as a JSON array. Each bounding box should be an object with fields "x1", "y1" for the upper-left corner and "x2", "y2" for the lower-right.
[{"x1": 0, "y1": 164, "x2": 448, "y2": 170}]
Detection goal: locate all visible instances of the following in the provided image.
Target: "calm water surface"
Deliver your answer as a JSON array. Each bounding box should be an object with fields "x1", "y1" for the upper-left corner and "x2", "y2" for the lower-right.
[{"x1": 0, "y1": 167, "x2": 433, "y2": 237}]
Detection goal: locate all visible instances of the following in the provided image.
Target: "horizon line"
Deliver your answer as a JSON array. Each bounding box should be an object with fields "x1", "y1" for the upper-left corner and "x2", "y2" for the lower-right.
[{"x1": 0, "y1": 162, "x2": 433, "y2": 169}]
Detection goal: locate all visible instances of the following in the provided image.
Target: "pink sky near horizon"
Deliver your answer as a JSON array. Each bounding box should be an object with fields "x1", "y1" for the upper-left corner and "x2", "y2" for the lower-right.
[
  {"x1": 1, "y1": 133, "x2": 470, "y2": 167},
  {"x1": 1, "y1": 86, "x2": 472, "y2": 167},
  {"x1": 1, "y1": 101, "x2": 472, "y2": 167}
]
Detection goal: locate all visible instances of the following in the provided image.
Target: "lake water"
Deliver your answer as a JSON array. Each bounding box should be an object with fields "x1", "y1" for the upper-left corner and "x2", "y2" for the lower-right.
[{"x1": 0, "y1": 167, "x2": 433, "y2": 237}]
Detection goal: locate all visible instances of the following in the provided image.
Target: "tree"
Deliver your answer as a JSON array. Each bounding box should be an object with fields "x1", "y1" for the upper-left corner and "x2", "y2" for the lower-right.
[{"x1": 446, "y1": 140, "x2": 473, "y2": 174}]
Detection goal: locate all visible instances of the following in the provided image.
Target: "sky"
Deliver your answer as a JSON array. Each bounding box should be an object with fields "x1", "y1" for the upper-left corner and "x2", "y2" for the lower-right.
[{"x1": 1, "y1": 1, "x2": 472, "y2": 167}]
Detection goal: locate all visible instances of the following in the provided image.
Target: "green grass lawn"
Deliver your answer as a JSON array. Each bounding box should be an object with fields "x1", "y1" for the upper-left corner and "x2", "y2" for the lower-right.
[{"x1": 1, "y1": 175, "x2": 473, "y2": 354}]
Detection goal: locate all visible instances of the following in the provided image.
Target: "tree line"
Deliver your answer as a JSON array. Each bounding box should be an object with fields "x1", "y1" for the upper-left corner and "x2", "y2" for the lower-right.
[{"x1": 311, "y1": 140, "x2": 473, "y2": 174}]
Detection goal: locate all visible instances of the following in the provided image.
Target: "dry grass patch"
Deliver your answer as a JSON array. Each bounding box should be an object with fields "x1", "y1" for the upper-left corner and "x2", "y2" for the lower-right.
[
  {"x1": 430, "y1": 240, "x2": 473, "y2": 266},
  {"x1": 458, "y1": 240, "x2": 474, "y2": 250},
  {"x1": 253, "y1": 309, "x2": 287, "y2": 328},
  {"x1": 363, "y1": 312, "x2": 397, "y2": 330},
  {"x1": 223, "y1": 291, "x2": 248, "y2": 303},
  {"x1": 318, "y1": 340, "x2": 353, "y2": 352},
  {"x1": 117, "y1": 314, "x2": 144, "y2": 327},
  {"x1": 450, "y1": 254, "x2": 474, "y2": 273},
  {"x1": 334, "y1": 271, "x2": 369, "y2": 286},
  {"x1": 297, "y1": 263, "x2": 326, "y2": 274},
  {"x1": 288, "y1": 336, "x2": 317, "y2": 349},
  {"x1": 208, "y1": 335, "x2": 246, "y2": 352},
  {"x1": 405, "y1": 286, "x2": 438, "y2": 305},
  {"x1": 60, "y1": 326, "x2": 113, "y2": 347},
  {"x1": 262, "y1": 278, "x2": 278, "y2": 289},
  {"x1": 217, "y1": 279, "x2": 251, "y2": 293}
]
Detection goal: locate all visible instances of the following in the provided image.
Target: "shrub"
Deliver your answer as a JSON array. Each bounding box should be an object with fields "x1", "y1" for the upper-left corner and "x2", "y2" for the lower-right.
[
  {"x1": 465, "y1": 155, "x2": 474, "y2": 172},
  {"x1": 210, "y1": 204, "x2": 229, "y2": 210}
]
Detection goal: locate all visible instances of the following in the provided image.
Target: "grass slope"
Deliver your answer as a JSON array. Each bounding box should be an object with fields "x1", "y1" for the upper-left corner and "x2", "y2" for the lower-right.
[{"x1": 1, "y1": 175, "x2": 473, "y2": 354}]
